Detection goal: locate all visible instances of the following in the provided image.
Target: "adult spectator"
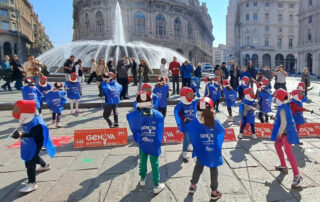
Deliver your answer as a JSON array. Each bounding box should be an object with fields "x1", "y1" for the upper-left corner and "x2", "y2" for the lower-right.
[
  {"x1": 273, "y1": 65, "x2": 287, "y2": 90},
  {"x1": 230, "y1": 63, "x2": 240, "y2": 91},
  {"x1": 1, "y1": 55, "x2": 12, "y2": 91},
  {"x1": 194, "y1": 63, "x2": 202, "y2": 80},
  {"x1": 138, "y1": 59, "x2": 150, "y2": 91},
  {"x1": 247, "y1": 61, "x2": 257, "y2": 88},
  {"x1": 160, "y1": 58, "x2": 169, "y2": 82},
  {"x1": 96, "y1": 59, "x2": 109, "y2": 97},
  {"x1": 63, "y1": 55, "x2": 75, "y2": 81},
  {"x1": 117, "y1": 57, "x2": 132, "y2": 99},
  {"x1": 169, "y1": 56, "x2": 180, "y2": 94},
  {"x1": 107, "y1": 59, "x2": 116, "y2": 74},
  {"x1": 131, "y1": 58, "x2": 138, "y2": 86},
  {"x1": 10, "y1": 55, "x2": 23, "y2": 90},
  {"x1": 72, "y1": 59, "x2": 84, "y2": 95},
  {"x1": 87, "y1": 58, "x2": 97, "y2": 84},
  {"x1": 23, "y1": 55, "x2": 42, "y2": 85},
  {"x1": 240, "y1": 66, "x2": 251, "y2": 79},
  {"x1": 261, "y1": 66, "x2": 273, "y2": 90},
  {"x1": 221, "y1": 62, "x2": 229, "y2": 79},
  {"x1": 301, "y1": 67, "x2": 311, "y2": 98},
  {"x1": 180, "y1": 60, "x2": 193, "y2": 87}
]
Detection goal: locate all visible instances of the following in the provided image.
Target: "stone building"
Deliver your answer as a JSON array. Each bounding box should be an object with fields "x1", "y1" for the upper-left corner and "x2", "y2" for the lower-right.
[
  {"x1": 72, "y1": 0, "x2": 214, "y2": 65},
  {"x1": 0, "y1": 0, "x2": 53, "y2": 62},
  {"x1": 297, "y1": 0, "x2": 320, "y2": 75},
  {"x1": 226, "y1": 0, "x2": 299, "y2": 73}
]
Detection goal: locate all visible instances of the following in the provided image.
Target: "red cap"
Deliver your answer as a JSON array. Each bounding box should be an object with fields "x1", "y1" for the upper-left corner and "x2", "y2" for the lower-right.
[
  {"x1": 39, "y1": 76, "x2": 47, "y2": 87},
  {"x1": 69, "y1": 73, "x2": 78, "y2": 82},
  {"x1": 242, "y1": 76, "x2": 250, "y2": 83},
  {"x1": 108, "y1": 72, "x2": 115, "y2": 79},
  {"x1": 261, "y1": 78, "x2": 269, "y2": 86},
  {"x1": 12, "y1": 100, "x2": 36, "y2": 120},
  {"x1": 197, "y1": 97, "x2": 214, "y2": 110},
  {"x1": 292, "y1": 89, "x2": 304, "y2": 100},
  {"x1": 275, "y1": 89, "x2": 288, "y2": 102},
  {"x1": 298, "y1": 82, "x2": 306, "y2": 90},
  {"x1": 141, "y1": 83, "x2": 152, "y2": 96},
  {"x1": 222, "y1": 79, "x2": 229, "y2": 86},
  {"x1": 244, "y1": 88, "x2": 255, "y2": 99}
]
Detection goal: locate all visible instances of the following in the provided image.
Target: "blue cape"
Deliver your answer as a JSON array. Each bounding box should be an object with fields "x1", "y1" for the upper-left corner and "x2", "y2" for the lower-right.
[
  {"x1": 21, "y1": 116, "x2": 56, "y2": 161},
  {"x1": 192, "y1": 77, "x2": 201, "y2": 88},
  {"x1": 153, "y1": 84, "x2": 169, "y2": 108},
  {"x1": 102, "y1": 80, "x2": 123, "y2": 105},
  {"x1": 36, "y1": 84, "x2": 52, "y2": 94},
  {"x1": 45, "y1": 91, "x2": 67, "y2": 114},
  {"x1": 187, "y1": 119, "x2": 225, "y2": 168},
  {"x1": 290, "y1": 99, "x2": 305, "y2": 124},
  {"x1": 271, "y1": 104, "x2": 300, "y2": 144},
  {"x1": 239, "y1": 99, "x2": 256, "y2": 124},
  {"x1": 126, "y1": 109, "x2": 164, "y2": 156},
  {"x1": 21, "y1": 86, "x2": 43, "y2": 109},
  {"x1": 191, "y1": 80, "x2": 200, "y2": 98},
  {"x1": 65, "y1": 81, "x2": 81, "y2": 99},
  {"x1": 259, "y1": 90, "x2": 272, "y2": 113},
  {"x1": 204, "y1": 83, "x2": 221, "y2": 102},
  {"x1": 174, "y1": 100, "x2": 197, "y2": 132},
  {"x1": 223, "y1": 88, "x2": 237, "y2": 107}
]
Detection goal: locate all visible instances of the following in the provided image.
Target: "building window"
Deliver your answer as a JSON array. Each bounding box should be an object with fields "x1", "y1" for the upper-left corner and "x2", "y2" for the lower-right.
[
  {"x1": 0, "y1": 9, "x2": 8, "y2": 17},
  {"x1": 174, "y1": 17, "x2": 182, "y2": 37},
  {"x1": 246, "y1": 36, "x2": 250, "y2": 46},
  {"x1": 253, "y1": 13, "x2": 258, "y2": 21},
  {"x1": 95, "y1": 11, "x2": 104, "y2": 33},
  {"x1": 289, "y1": 39, "x2": 293, "y2": 48},
  {"x1": 156, "y1": 14, "x2": 166, "y2": 36},
  {"x1": 308, "y1": 30, "x2": 312, "y2": 41},
  {"x1": 309, "y1": 16, "x2": 312, "y2": 23},
  {"x1": 279, "y1": 28, "x2": 282, "y2": 33},
  {"x1": 253, "y1": 2, "x2": 257, "y2": 6},
  {"x1": 11, "y1": 22, "x2": 16, "y2": 31},
  {"x1": 134, "y1": 12, "x2": 145, "y2": 35},
  {"x1": 290, "y1": 3, "x2": 294, "y2": 8},
  {"x1": 246, "y1": 13, "x2": 249, "y2": 21},
  {"x1": 289, "y1": 14, "x2": 293, "y2": 21},
  {"x1": 265, "y1": 2, "x2": 270, "y2": 7},
  {"x1": 278, "y1": 14, "x2": 282, "y2": 22},
  {"x1": 265, "y1": 13, "x2": 269, "y2": 20},
  {"x1": 278, "y1": 3, "x2": 283, "y2": 8},
  {"x1": 265, "y1": 25, "x2": 269, "y2": 31},
  {"x1": 1, "y1": 21, "x2": 9, "y2": 30},
  {"x1": 265, "y1": 38, "x2": 269, "y2": 46},
  {"x1": 84, "y1": 13, "x2": 90, "y2": 34},
  {"x1": 278, "y1": 38, "x2": 282, "y2": 47},
  {"x1": 187, "y1": 21, "x2": 193, "y2": 40},
  {"x1": 246, "y1": 3, "x2": 249, "y2": 7},
  {"x1": 309, "y1": 0, "x2": 312, "y2": 6}
]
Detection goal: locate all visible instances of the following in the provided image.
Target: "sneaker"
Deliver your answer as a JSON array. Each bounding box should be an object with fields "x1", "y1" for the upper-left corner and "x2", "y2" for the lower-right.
[
  {"x1": 292, "y1": 175, "x2": 303, "y2": 188},
  {"x1": 19, "y1": 182, "x2": 38, "y2": 193},
  {"x1": 139, "y1": 178, "x2": 146, "y2": 187},
  {"x1": 75, "y1": 110, "x2": 80, "y2": 114},
  {"x1": 70, "y1": 110, "x2": 75, "y2": 115},
  {"x1": 113, "y1": 123, "x2": 119, "y2": 128},
  {"x1": 52, "y1": 120, "x2": 56, "y2": 124},
  {"x1": 182, "y1": 152, "x2": 189, "y2": 160},
  {"x1": 36, "y1": 163, "x2": 51, "y2": 172},
  {"x1": 153, "y1": 183, "x2": 165, "y2": 194},
  {"x1": 187, "y1": 145, "x2": 193, "y2": 152},
  {"x1": 211, "y1": 190, "x2": 222, "y2": 200},
  {"x1": 238, "y1": 133, "x2": 243, "y2": 139},
  {"x1": 275, "y1": 166, "x2": 288, "y2": 173},
  {"x1": 228, "y1": 116, "x2": 233, "y2": 122},
  {"x1": 56, "y1": 122, "x2": 63, "y2": 128},
  {"x1": 252, "y1": 134, "x2": 258, "y2": 139},
  {"x1": 1, "y1": 85, "x2": 6, "y2": 91},
  {"x1": 189, "y1": 184, "x2": 197, "y2": 194}
]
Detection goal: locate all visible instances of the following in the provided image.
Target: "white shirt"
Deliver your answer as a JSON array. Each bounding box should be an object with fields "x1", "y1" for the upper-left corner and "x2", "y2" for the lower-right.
[
  {"x1": 160, "y1": 64, "x2": 169, "y2": 78},
  {"x1": 90, "y1": 62, "x2": 97, "y2": 73}
]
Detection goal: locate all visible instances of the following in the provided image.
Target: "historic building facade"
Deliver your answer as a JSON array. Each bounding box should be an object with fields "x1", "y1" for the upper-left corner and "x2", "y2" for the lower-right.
[
  {"x1": 297, "y1": 0, "x2": 320, "y2": 75},
  {"x1": 72, "y1": 0, "x2": 214, "y2": 65},
  {"x1": 226, "y1": 0, "x2": 299, "y2": 73},
  {"x1": 0, "y1": 0, "x2": 53, "y2": 61}
]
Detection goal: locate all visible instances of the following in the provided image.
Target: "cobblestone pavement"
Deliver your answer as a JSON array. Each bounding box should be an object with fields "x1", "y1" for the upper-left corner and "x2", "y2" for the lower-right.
[{"x1": 0, "y1": 77, "x2": 320, "y2": 201}]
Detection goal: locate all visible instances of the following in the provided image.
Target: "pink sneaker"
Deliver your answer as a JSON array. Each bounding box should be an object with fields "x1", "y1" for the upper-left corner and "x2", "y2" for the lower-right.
[{"x1": 70, "y1": 110, "x2": 75, "y2": 115}]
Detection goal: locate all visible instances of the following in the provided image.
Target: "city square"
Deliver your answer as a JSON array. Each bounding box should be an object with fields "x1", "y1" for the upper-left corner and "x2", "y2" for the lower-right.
[{"x1": 1, "y1": 0, "x2": 320, "y2": 202}]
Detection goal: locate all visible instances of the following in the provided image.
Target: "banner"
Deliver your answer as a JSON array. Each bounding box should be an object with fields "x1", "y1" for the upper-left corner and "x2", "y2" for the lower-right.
[
  {"x1": 73, "y1": 128, "x2": 127, "y2": 148},
  {"x1": 225, "y1": 128, "x2": 237, "y2": 141},
  {"x1": 8, "y1": 136, "x2": 73, "y2": 149}
]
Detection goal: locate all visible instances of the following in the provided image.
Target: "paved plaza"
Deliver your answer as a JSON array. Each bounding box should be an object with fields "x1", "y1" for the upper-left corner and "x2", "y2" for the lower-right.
[{"x1": 1, "y1": 77, "x2": 320, "y2": 201}]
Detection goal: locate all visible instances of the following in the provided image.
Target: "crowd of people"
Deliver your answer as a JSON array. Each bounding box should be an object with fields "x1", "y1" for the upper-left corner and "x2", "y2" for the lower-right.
[{"x1": 7, "y1": 55, "x2": 313, "y2": 200}]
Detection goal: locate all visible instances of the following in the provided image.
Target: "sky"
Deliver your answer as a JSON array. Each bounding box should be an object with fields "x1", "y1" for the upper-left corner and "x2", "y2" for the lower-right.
[{"x1": 29, "y1": 0, "x2": 227, "y2": 47}]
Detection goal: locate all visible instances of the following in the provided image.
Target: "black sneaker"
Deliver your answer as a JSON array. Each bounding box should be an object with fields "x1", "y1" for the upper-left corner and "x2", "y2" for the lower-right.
[
  {"x1": 189, "y1": 184, "x2": 197, "y2": 194},
  {"x1": 292, "y1": 175, "x2": 303, "y2": 188},
  {"x1": 275, "y1": 166, "x2": 288, "y2": 173},
  {"x1": 113, "y1": 123, "x2": 119, "y2": 128},
  {"x1": 211, "y1": 190, "x2": 222, "y2": 200}
]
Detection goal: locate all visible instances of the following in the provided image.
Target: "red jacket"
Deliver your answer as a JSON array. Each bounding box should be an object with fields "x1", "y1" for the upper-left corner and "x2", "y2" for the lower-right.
[
  {"x1": 290, "y1": 102, "x2": 306, "y2": 116},
  {"x1": 169, "y1": 61, "x2": 180, "y2": 76}
]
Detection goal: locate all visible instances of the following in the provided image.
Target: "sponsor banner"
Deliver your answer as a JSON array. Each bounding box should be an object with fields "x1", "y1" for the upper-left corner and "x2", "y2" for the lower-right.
[
  {"x1": 8, "y1": 136, "x2": 73, "y2": 149},
  {"x1": 298, "y1": 123, "x2": 320, "y2": 137},
  {"x1": 225, "y1": 128, "x2": 237, "y2": 141},
  {"x1": 73, "y1": 128, "x2": 127, "y2": 148}
]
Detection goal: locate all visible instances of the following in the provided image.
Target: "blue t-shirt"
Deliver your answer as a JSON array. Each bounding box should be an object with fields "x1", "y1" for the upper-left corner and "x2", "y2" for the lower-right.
[
  {"x1": 102, "y1": 80, "x2": 123, "y2": 105},
  {"x1": 174, "y1": 100, "x2": 197, "y2": 132},
  {"x1": 153, "y1": 84, "x2": 169, "y2": 108},
  {"x1": 65, "y1": 81, "x2": 81, "y2": 100},
  {"x1": 45, "y1": 90, "x2": 67, "y2": 114},
  {"x1": 21, "y1": 86, "x2": 43, "y2": 109}
]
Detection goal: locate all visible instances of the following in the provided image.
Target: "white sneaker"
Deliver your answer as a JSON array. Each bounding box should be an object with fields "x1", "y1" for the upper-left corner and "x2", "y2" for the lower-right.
[
  {"x1": 252, "y1": 134, "x2": 258, "y2": 139},
  {"x1": 153, "y1": 183, "x2": 165, "y2": 194},
  {"x1": 228, "y1": 116, "x2": 234, "y2": 122},
  {"x1": 19, "y1": 183, "x2": 38, "y2": 193},
  {"x1": 56, "y1": 122, "x2": 63, "y2": 128},
  {"x1": 139, "y1": 178, "x2": 146, "y2": 187},
  {"x1": 187, "y1": 145, "x2": 193, "y2": 152},
  {"x1": 36, "y1": 164, "x2": 51, "y2": 172},
  {"x1": 238, "y1": 133, "x2": 243, "y2": 139},
  {"x1": 70, "y1": 110, "x2": 75, "y2": 115},
  {"x1": 182, "y1": 152, "x2": 189, "y2": 160}
]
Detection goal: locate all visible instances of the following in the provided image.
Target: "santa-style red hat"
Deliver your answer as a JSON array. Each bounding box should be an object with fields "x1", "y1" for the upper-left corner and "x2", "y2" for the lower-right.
[
  {"x1": 24, "y1": 78, "x2": 35, "y2": 86},
  {"x1": 69, "y1": 73, "x2": 78, "y2": 82},
  {"x1": 12, "y1": 100, "x2": 36, "y2": 124},
  {"x1": 136, "y1": 91, "x2": 152, "y2": 108},
  {"x1": 261, "y1": 78, "x2": 269, "y2": 87},
  {"x1": 108, "y1": 72, "x2": 115, "y2": 79},
  {"x1": 275, "y1": 89, "x2": 288, "y2": 102},
  {"x1": 156, "y1": 76, "x2": 164, "y2": 82},
  {"x1": 54, "y1": 82, "x2": 63, "y2": 89},
  {"x1": 181, "y1": 87, "x2": 194, "y2": 104},
  {"x1": 222, "y1": 79, "x2": 229, "y2": 87},
  {"x1": 298, "y1": 82, "x2": 306, "y2": 91},
  {"x1": 244, "y1": 88, "x2": 255, "y2": 100},
  {"x1": 214, "y1": 76, "x2": 221, "y2": 84},
  {"x1": 39, "y1": 76, "x2": 48, "y2": 87},
  {"x1": 241, "y1": 76, "x2": 250, "y2": 85},
  {"x1": 292, "y1": 89, "x2": 304, "y2": 101},
  {"x1": 197, "y1": 97, "x2": 214, "y2": 111}
]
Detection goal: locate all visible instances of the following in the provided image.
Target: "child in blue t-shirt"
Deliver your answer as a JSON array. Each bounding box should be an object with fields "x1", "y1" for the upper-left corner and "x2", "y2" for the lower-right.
[
  {"x1": 36, "y1": 76, "x2": 52, "y2": 114},
  {"x1": 153, "y1": 76, "x2": 170, "y2": 118},
  {"x1": 64, "y1": 73, "x2": 81, "y2": 115}
]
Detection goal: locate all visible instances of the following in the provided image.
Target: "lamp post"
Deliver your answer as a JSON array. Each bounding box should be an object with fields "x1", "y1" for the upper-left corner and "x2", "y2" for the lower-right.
[{"x1": 15, "y1": 10, "x2": 22, "y2": 61}]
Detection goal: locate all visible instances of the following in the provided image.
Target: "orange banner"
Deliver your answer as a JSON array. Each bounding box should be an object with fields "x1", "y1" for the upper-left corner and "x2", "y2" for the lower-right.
[
  {"x1": 73, "y1": 128, "x2": 128, "y2": 148},
  {"x1": 9, "y1": 136, "x2": 73, "y2": 149}
]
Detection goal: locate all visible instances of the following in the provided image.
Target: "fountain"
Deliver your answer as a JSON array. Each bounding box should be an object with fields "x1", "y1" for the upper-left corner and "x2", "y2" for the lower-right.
[{"x1": 37, "y1": 1, "x2": 186, "y2": 73}]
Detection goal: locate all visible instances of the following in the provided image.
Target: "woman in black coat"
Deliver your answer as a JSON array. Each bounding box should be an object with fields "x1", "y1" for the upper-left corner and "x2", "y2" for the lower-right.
[
  {"x1": 230, "y1": 63, "x2": 240, "y2": 91},
  {"x1": 10, "y1": 55, "x2": 23, "y2": 90}
]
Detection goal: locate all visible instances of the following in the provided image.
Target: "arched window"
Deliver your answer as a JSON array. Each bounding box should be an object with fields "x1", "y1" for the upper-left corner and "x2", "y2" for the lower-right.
[
  {"x1": 188, "y1": 21, "x2": 193, "y2": 40},
  {"x1": 174, "y1": 17, "x2": 182, "y2": 37},
  {"x1": 156, "y1": 14, "x2": 166, "y2": 36},
  {"x1": 134, "y1": 12, "x2": 145, "y2": 35},
  {"x1": 3, "y1": 42, "x2": 11, "y2": 56},
  {"x1": 85, "y1": 13, "x2": 90, "y2": 34},
  {"x1": 95, "y1": 11, "x2": 104, "y2": 33}
]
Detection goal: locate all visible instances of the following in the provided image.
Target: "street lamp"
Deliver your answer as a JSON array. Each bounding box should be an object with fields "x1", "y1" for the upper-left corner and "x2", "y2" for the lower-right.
[{"x1": 15, "y1": 10, "x2": 22, "y2": 60}]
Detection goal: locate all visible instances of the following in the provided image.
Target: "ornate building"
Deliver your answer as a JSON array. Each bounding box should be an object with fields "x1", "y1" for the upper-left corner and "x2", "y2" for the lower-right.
[
  {"x1": 227, "y1": 0, "x2": 299, "y2": 73},
  {"x1": 297, "y1": 0, "x2": 320, "y2": 75},
  {"x1": 72, "y1": 0, "x2": 214, "y2": 65},
  {"x1": 0, "y1": 0, "x2": 53, "y2": 61}
]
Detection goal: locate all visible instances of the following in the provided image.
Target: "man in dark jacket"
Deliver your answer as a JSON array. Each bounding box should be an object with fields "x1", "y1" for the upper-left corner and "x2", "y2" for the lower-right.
[
  {"x1": 63, "y1": 55, "x2": 75, "y2": 81},
  {"x1": 247, "y1": 61, "x2": 257, "y2": 88},
  {"x1": 221, "y1": 62, "x2": 229, "y2": 79},
  {"x1": 117, "y1": 57, "x2": 132, "y2": 99}
]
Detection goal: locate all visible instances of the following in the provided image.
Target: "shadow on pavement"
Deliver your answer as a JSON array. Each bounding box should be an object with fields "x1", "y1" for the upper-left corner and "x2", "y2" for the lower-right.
[{"x1": 0, "y1": 178, "x2": 26, "y2": 201}]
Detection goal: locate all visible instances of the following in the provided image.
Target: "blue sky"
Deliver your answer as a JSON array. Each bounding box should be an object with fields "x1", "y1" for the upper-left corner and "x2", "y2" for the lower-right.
[{"x1": 29, "y1": 0, "x2": 227, "y2": 47}]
